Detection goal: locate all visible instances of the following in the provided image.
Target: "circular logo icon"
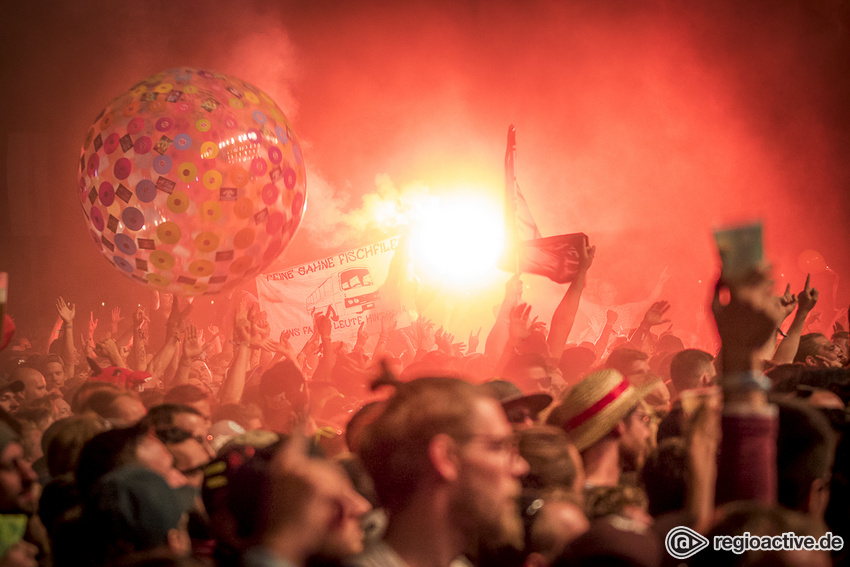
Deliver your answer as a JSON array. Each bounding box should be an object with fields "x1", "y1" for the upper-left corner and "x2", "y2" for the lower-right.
[{"x1": 665, "y1": 526, "x2": 709, "y2": 560}]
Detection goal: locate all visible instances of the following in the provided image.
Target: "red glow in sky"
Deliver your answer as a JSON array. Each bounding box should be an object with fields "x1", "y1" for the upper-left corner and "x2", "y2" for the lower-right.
[{"x1": 1, "y1": 0, "x2": 849, "y2": 338}]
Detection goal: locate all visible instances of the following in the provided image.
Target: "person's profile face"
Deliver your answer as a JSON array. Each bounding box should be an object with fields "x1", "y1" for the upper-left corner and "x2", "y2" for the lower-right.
[
  {"x1": 0, "y1": 442, "x2": 38, "y2": 514},
  {"x1": 453, "y1": 398, "x2": 528, "y2": 547}
]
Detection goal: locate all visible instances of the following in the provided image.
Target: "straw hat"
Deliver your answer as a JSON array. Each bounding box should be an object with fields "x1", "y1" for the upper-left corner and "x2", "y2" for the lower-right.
[{"x1": 549, "y1": 369, "x2": 658, "y2": 451}]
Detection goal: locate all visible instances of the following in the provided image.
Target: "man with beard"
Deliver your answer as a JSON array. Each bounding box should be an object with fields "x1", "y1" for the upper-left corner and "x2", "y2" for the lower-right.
[
  {"x1": 546, "y1": 369, "x2": 657, "y2": 488},
  {"x1": 354, "y1": 377, "x2": 529, "y2": 567},
  {"x1": 0, "y1": 376, "x2": 24, "y2": 416}
]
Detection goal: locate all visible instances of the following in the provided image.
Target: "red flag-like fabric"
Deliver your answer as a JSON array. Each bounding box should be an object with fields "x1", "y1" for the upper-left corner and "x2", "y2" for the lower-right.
[
  {"x1": 502, "y1": 125, "x2": 588, "y2": 283},
  {"x1": 515, "y1": 233, "x2": 588, "y2": 284}
]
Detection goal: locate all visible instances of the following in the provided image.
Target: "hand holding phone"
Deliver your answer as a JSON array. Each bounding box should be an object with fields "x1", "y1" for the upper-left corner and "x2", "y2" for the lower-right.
[{"x1": 713, "y1": 221, "x2": 764, "y2": 285}]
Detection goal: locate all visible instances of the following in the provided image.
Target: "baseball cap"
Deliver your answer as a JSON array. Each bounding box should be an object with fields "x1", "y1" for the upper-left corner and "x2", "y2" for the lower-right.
[{"x1": 85, "y1": 465, "x2": 196, "y2": 551}]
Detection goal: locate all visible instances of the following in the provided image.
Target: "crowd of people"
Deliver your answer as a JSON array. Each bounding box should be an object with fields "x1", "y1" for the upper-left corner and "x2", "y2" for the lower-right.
[{"x1": 0, "y1": 241, "x2": 848, "y2": 567}]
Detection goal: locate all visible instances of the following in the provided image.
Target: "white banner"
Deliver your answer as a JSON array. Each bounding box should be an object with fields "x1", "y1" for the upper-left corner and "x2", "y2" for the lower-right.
[{"x1": 257, "y1": 236, "x2": 415, "y2": 350}]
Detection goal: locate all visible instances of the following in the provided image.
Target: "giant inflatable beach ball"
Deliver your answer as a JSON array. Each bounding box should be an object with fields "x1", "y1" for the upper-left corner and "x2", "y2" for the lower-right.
[{"x1": 78, "y1": 68, "x2": 306, "y2": 295}]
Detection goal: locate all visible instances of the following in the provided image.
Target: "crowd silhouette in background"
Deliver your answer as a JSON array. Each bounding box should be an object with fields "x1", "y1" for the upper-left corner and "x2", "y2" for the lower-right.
[{"x1": 0, "y1": 239, "x2": 848, "y2": 567}]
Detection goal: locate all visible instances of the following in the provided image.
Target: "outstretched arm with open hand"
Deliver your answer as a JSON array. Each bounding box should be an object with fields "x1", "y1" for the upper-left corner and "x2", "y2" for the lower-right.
[{"x1": 629, "y1": 300, "x2": 671, "y2": 349}]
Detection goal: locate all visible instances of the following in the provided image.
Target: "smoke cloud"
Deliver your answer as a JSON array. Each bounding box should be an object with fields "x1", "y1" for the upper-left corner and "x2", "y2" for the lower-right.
[{"x1": 2, "y1": 0, "x2": 848, "y2": 337}]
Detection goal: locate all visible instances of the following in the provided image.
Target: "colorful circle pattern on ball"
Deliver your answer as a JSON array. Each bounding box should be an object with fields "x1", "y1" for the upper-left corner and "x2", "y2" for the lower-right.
[{"x1": 78, "y1": 68, "x2": 307, "y2": 295}]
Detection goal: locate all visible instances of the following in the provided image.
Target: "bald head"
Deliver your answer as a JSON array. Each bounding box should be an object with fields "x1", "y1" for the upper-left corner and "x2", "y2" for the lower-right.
[{"x1": 11, "y1": 368, "x2": 47, "y2": 403}]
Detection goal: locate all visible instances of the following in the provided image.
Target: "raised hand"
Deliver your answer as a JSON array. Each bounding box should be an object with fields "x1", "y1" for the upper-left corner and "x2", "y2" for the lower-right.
[
  {"x1": 509, "y1": 303, "x2": 533, "y2": 342},
  {"x1": 434, "y1": 327, "x2": 455, "y2": 354},
  {"x1": 796, "y1": 274, "x2": 819, "y2": 315},
  {"x1": 56, "y1": 297, "x2": 75, "y2": 324},
  {"x1": 95, "y1": 337, "x2": 120, "y2": 359},
  {"x1": 405, "y1": 316, "x2": 435, "y2": 350},
  {"x1": 182, "y1": 325, "x2": 204, "y2": 360},
  {"x1": 166, "y1": 295, "x2": 192, "y2": 331},
  {"x1": 234, "y1": 299, "x2": 252, "y2": 343},
  {"x1": 605, "y1": 309, "x2": 619, "y2": 325},
  {"x1": 111, "y1": 307, "x2": 125, "y2": 326},
  {"x1": 134, "y1": 305, "x2": 149, "y2": 328},
  {"x1": 640, "y1": 301, "x2": 671, "y2": 329},
  {"x1": 355, "y1": 321, "x2": 368, "y2": 347},
  {"x1": 777, "y1": 284, "x2": 798, "y2": 321},
  {"x1": 468, "y1": 327, "x2": 481, "y2": 353},
  {"x1": 380, "y1": 313, "x2": 397, "y2": 337},
  {"x1": 505, "y1": 275, "x2": 523, "y2": 304},
  {"x1": 418, "y1": 317, "x2": 436, "y2": 351},
  {"x1": 529, "y1": 317, "x2": 547, "y2": 335},
  {"x1": 253, "y1": 312, "x2": 271, "y2": 340},
  {"x1": 272, "y1": 330, "x2": 298, "y2": 360},
  {"x1": 577, "y1": 240, "x2": 596, "y2": 272},
  {"x1": 712, "y1": 269, "x2": 786, "y2": 353},
  {"x1": 301, "y1": 331, "x2": 321, "y2": 356},
  {"x1": 315, "y1": 313, "x2": 332, "y2": 339},
  {"x1": 88, "y1": 311, "x2": 99, "y2": 339}
]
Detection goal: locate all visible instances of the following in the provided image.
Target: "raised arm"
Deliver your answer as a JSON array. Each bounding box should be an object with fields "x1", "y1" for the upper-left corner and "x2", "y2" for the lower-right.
[
  {"x1": 172, "y1": 324, "x2": 205, "y2": 387},
  {"x1": 298, "y1": 331, "x2": 321, "y2": 376},
  {"x1": 547, "y1": 239, "x2": 595, "y2": 359},
  {"x1": 485, "y1": 275, "x2": 523, "y2": 357},
  {"x1": 267, "y1": 331, "x2": 298, "y2": 365},
  {"x1": 95, "y1": 338, "x2": 127, "y2": 368},
  {"x1": 129, "y1": 306, "x2": 149, "y2": 372},
  {"x1": 712, "y1": 269, "x2": 783, "y2": 506},
  {"x1": 352, "y1": 322, "x2": 369, "y2": 356},
  {"x1": 82, "y1": 311, "x2": 99, "y2": 359},
  {"x1": 311, "y1": 313, "x2": 336, "y2": 382},
  {"x1": 250, "y1": 307, "x2": 272, "y2": 369},
  {"x1": 494, "y1": 302, "x2": 533, "y2": 377},
  {"x1": 684, "y1": 395, "x2": 721, "y2": 534},
  {"x1": 56, "y1": 297, "x2": 77, "y2": 380},
  {"x1": 772, "y1": 275, "x2": 818, "y2": 364},
  {"x1": 628, "y1": 300, "x2": 671, "y2": 351},
  {"x1": 218, "y1": 301, "x2": 252, "y2": 406},
  {"x1": 593, "y1": 309, "x2": 618, "y2": 356},
  {"x1": 373, "y1": 313, "x2": 397, "y2": 362},
  {"x1": 148, "y1": 296, "x2": 189, "y2": 379}
]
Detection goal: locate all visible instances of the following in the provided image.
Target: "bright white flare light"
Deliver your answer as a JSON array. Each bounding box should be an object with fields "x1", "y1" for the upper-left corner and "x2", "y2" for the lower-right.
[{"x1": 409, "y1": 192, "x2": 505, "y2": 289}]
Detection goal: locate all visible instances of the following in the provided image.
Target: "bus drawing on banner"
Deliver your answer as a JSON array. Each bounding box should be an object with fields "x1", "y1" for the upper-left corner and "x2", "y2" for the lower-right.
[{"x1": 305, "y1": 266, "x2": 380, "y2": 318}]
